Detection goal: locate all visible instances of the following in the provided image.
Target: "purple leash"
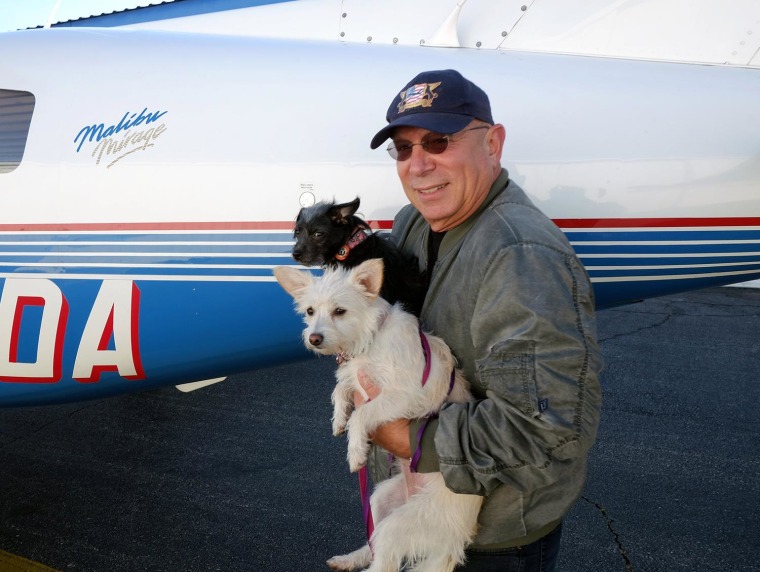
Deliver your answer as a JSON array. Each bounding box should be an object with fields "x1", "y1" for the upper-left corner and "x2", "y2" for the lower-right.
[
  {"x1": 409, "y1": 367, "x2": 455, "y2": 472},
  {"x1": 358, "y1": 465, "x2": 375, "y2": 547},
  {"x1": 410, "y1": 325, "x2": 456, "y2": 471},
  {"x1": 358, "y1": 325, "x2": 456, "y2": 550},
  {"x1": 419, "y1": 324, "x2": 432, "y2": 386}
]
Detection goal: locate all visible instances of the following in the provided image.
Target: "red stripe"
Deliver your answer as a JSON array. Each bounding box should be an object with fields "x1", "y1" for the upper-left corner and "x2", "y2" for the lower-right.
[
  {"x1": 0, "y1": 221, "x2": 295, "y2": 231},
  {"x1": 0, "y1": 220, "x2": 394, "y2": 232},
  {"x1": 0, "y1": 217, "x2": 756, "y2": 232}
]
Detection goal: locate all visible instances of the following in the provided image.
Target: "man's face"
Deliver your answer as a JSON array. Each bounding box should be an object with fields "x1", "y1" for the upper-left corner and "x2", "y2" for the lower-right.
[{"x1": 391, "y1": 121, "x2": 505, "y2": 232}]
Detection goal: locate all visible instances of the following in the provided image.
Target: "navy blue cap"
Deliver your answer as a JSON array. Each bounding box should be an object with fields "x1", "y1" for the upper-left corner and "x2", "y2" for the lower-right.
[{"x1": 370, "y1": 69, "x2": 494, "y2": 149}]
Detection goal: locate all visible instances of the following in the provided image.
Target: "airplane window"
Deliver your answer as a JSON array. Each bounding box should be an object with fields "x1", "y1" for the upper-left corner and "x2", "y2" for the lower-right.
[{"x1": 0, "y1": 89, "x2": 35, "y2": 174}]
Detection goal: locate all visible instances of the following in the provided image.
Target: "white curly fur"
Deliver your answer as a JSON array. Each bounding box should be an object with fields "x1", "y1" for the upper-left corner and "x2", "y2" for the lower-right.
[{"x1": 274, "y1": 259, "x2": 482, "y2": 572}]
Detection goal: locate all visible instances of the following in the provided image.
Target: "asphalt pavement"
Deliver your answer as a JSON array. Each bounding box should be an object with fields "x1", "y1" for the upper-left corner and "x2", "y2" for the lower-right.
[{"x1": 0, "y1": 286, "x2": 758, "y2": 572}]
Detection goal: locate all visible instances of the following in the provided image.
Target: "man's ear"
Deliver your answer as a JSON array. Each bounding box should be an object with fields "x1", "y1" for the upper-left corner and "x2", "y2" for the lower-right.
[{"x1": 487, "y1": 123, "x2": 506, "y2": 163}]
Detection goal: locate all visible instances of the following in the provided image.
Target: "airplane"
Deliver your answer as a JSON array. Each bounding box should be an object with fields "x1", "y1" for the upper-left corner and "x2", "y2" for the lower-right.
[{"x1": 0, "y1": 0, "x2": 758, "y2": 407}]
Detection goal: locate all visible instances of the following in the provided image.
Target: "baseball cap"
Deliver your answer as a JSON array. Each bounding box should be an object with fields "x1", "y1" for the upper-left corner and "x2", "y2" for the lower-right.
[{"x1": 369, "y1": 69, "x2": 494, "y2": 150}]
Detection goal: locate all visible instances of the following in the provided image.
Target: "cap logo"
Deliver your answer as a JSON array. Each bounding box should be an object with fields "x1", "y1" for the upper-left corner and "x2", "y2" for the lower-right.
[{"x1": 397, "y1": 81, "x2": 441, "y2": 114}]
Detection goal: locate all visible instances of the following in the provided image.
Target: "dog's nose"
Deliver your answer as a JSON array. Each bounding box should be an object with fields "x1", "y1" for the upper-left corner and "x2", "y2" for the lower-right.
[
  {"x1": 292, "y1": 249, "x2": 302, "y2": 261},
  {"x1": 309, "y1": 333, "x2": 323, "y2": 346}
]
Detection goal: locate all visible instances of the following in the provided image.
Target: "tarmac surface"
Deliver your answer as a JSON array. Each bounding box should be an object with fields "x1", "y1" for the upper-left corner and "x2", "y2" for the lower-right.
[{"x1": 1, "y1": 286, "x2": 758, "y2": 572}]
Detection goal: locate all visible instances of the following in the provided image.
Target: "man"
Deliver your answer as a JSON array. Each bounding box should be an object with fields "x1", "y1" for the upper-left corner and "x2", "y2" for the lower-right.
[{"x1": 360, "y1": 69, "x2": 603, "y2": 571}]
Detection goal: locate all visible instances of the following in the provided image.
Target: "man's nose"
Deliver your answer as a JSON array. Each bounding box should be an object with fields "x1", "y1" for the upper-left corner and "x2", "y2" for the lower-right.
[{"x1": 406, "y1": 144, "x2": 435, "y2": 174}]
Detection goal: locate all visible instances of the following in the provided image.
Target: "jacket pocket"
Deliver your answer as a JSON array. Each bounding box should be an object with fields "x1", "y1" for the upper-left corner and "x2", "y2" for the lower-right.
[{"x1": 478, "y1": 339, "x2": 540, "y2": 418}]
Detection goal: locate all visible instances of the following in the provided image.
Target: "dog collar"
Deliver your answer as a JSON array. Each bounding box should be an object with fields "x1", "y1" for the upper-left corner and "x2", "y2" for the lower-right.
[
  {"x1": 334, "y1": 225, "x2": 372, "y2": 261},
  {"x1": 336, "y1": 351, "x2": 351, "y2": 366}
]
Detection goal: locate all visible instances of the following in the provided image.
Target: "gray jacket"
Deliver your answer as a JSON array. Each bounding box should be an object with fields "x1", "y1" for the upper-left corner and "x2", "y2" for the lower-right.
[{"x1": 390, "y1": 169, "x2": 603, "y2": 548}]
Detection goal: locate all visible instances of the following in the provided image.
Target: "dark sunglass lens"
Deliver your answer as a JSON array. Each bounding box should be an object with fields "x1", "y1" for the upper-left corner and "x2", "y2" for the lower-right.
[
  {"x1": 386, "y1": 136, "x2": 450, "y2": 161},
  {"x1": 388, "y1": 142, "x2": 413, "y2": 161},
  {"x1": 422, "y1": 137, "x2": 449, "y2": 155}
]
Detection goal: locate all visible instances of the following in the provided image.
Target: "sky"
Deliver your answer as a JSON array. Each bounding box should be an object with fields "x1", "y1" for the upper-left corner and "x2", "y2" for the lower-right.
[{"x1": 0, "y1": 0, "x2": 151, "y2": 32}]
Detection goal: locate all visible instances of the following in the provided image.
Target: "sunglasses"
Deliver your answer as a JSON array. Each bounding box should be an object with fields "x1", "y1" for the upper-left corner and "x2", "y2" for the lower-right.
[{"x1": 386, "y1": 125, "x2": 490, "y2": 161}]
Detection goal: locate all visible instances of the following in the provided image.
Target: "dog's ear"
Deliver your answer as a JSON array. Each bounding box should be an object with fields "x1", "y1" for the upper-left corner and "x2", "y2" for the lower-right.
[
  {"x1": 328, "y1": 197, "x2": 360, "y2": 225},
  {"x1": 293, "y1": 209, "x2": 303, "y2": 236},
  {"x1": 350, "y1": 258, "x2": 384, "y2": 300},
  {"x1": 273, "y1": 267, "x2": 313, "y2": 298}
]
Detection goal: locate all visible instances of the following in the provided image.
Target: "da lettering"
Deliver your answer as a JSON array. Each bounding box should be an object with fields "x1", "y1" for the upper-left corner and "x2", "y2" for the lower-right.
[
  {"x1": 74, "y1": 280, "x2": 145, "y2": 383},
  {"x1": 0, "y1": 279, "x2": 69, "y2": 382}
]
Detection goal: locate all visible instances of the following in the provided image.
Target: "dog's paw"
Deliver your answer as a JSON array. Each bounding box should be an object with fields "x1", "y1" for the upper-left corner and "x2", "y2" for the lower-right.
[
  {"x1": 347, "y1": 435, "x2": 369, "y2": 472},
  {"x1": 332, "y1": 409, "x2": 350, "y2": 436},
  {"x1": 348, "y1": 459, "x2": 365, "y2": 473},
  {"x1": 327, "y1": 545, "x2": 372, "y2": 571},
  {"x1": 347, "y1": 450, "x2": 368, "y2": 473},
  {"x1": 326, "y1": 555, "x2": 354, "y2": 571}
]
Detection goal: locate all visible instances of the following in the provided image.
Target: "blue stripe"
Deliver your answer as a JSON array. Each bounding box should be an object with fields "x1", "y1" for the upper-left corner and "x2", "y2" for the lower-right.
[
  {"x1": 579, "y1": 255, "x2": 760, "y2": 266},
  {"x1": 52, "y1": 0, "x2": 294, "y2": 28},
  {"x1": 2, "y1": 229, "x2": 759, "y2": 280},
  {"x1": 593, "y1": 274, "x2": 760, "y2": 308},
  {"x1": 586, "y1": 262, "x2": 760, "y2": 278},
  {"x1": 0, "y1": 261, "x2": 296, "y2": 278},
  {"x1": 573, "y1": 243, "x2": 760, "y2": 254},
  {"x1": 0, "y1": 232, "x2": 297, "y2": 277},
  {"x1": 565, "y1": 229, "x2": 760, "y2": 241}
]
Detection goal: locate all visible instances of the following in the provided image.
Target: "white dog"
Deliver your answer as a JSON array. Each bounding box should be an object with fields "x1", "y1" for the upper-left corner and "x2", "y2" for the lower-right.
[{"x1": 273, "y1": 259, "x2": 482, "y2": 572}]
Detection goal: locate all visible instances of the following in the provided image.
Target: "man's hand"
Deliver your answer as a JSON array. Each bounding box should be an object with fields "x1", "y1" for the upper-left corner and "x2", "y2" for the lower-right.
[
  {"x1": 353, "y1": 369, "x2": 380, "y2": 406},
  {"x1": 353, "y1": 370, "x2": 412, "y2": 459}
]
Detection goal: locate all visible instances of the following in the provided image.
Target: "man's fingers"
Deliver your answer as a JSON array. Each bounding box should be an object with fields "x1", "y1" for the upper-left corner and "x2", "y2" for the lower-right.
[{"x1": 357, "y1": 370, "x2": 380, "y2": 400}]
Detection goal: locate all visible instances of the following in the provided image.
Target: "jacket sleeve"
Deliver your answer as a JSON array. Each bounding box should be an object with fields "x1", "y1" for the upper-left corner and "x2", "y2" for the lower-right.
[{"x1": 433, "y1": 242, "x2": 603, "y2": 496}]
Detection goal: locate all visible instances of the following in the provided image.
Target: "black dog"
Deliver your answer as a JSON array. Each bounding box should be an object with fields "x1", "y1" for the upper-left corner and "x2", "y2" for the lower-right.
[{"x1": 292, "y1": 198, "x2": 426, "y2": 316}]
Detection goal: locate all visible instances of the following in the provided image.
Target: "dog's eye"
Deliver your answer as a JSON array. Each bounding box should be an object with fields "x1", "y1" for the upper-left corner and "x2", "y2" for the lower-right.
[
  {"x1": 313, "y1": 231, "x2": 324, "y2": 239},
  {"x1": 333, "y1": 307, "x2": 346, "y2": 316},
  {"x1": 306, "y1": 307, "x2": 314, "y2": 316}
]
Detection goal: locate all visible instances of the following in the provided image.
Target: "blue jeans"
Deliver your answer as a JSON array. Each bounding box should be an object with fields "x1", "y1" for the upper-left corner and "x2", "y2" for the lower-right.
[{"x1": 454, "y1": 522, "x2": 563, "y2": 572}]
